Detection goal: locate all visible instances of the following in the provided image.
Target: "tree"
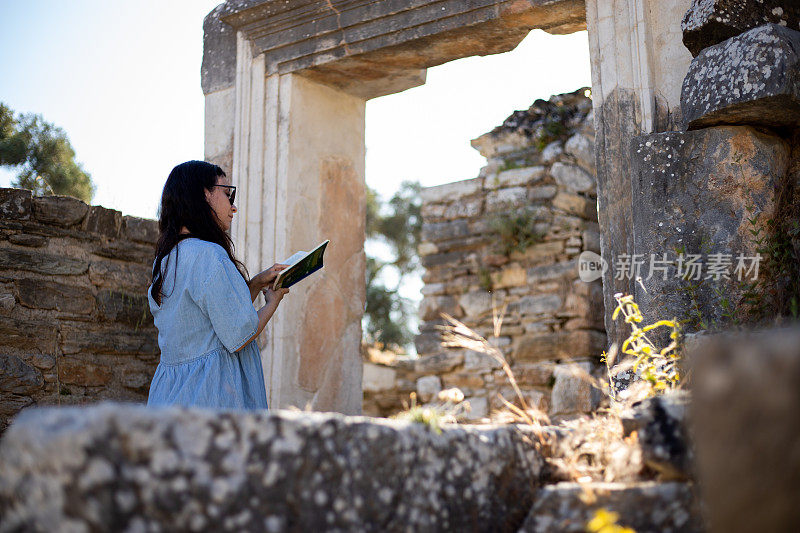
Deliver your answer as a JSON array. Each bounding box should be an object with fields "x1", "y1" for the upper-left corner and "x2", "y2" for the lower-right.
[
  {"x1": 0, "y1": 102, "x2": 95, "y2": 202},
  {"x1": 364, "y1": 181, "x2": 423, "y2": 350}
]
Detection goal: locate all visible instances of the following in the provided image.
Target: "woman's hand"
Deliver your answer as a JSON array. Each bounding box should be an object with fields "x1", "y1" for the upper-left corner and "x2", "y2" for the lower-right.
[
  {"x1": 262, "y1": 286, "x2": 289, "y2": 307},
  {"x1": 254, "y1": 263, "x2": 289, "y2": 290}
]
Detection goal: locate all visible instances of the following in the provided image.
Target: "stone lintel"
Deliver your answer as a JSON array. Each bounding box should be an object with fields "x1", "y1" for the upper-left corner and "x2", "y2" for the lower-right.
[{"x1": 204, "y1": 0, "x2": 585, "y2": 98}]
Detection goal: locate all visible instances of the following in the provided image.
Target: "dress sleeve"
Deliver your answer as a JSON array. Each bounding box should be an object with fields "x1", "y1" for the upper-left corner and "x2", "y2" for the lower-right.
[{"x1": 189, "y1": 252, "x2": 259, "y2": 352}]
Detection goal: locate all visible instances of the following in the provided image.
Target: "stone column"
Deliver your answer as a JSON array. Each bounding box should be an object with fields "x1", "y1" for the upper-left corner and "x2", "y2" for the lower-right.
[
  {"x1": 585, "y1": 0, "x2": 692, "y2": 346},
  {"x1": 231, "y1": 35, "x2": 367, "y2": 413},
  {"x1": 203, "y1": 0, "x2": 589, "y2": 414}
]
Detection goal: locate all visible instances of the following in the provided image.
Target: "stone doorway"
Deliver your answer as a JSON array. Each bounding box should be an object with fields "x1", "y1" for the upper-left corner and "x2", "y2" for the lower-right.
[{"x1": 202, "y1": 0, "x2": 692, "y2": 414}]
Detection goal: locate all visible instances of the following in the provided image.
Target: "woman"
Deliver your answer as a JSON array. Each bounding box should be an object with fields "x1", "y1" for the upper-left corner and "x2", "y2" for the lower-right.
[{"x1": 146, "y1": 160, "x2": 288, "y2": 410}]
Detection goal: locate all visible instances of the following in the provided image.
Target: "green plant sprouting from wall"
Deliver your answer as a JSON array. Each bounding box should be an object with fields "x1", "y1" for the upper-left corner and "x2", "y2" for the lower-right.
[
  {"x1": 605, "y1": 293, "x2": 681, "y2": 398},
  {"x1": 487, "y1": 208, "x2": 546, "y2": 257}
]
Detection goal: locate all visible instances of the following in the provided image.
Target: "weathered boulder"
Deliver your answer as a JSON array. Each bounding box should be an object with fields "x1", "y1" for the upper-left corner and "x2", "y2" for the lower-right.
[
  {"x1": 681, "y1": 24, "x2": 800, "y2": 129},
  {"x1": 688, "y1": 327, "x2": 800, "y2": 533},
  {"x1": 0, "y1": 355, "x2": 43, "y2": 395},
  {"x1": 682, "y1": 0, "x2": 800, "y2": 57},
  {"x1": 620, "y1": 392, "x2": 693, "y2": 481},
  {"x1": 0, "y1": 404, "x2": 542, "y2": 532},
  {"x1": 630, "y1": 126, "x2": 790, "y2": 331},
  {"x1": 518, "y1": 482, "x2": 704, "y2": 532},
  {"x1": 32, "y1": 195, "x2": 89, "y2": 227}
]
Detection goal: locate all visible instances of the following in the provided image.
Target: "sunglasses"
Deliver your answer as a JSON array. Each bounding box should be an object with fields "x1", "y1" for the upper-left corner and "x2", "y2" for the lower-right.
[{"x1": 213, "y1": 184, "x2": 236, "y2": 205}]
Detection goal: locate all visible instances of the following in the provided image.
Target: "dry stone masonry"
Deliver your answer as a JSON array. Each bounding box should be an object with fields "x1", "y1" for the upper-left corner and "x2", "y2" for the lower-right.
[
  {"x1": 363, "y1": 90, "x2": 607, "y2": 421},
  {"x1": 0, "y1": 189, "x2": 159, "y2": 431}
]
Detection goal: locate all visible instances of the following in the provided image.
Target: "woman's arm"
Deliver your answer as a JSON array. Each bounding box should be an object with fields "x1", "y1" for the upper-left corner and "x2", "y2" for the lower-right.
[{"x1": 235, "y1": 286, "x2": 289, "y2": 351}]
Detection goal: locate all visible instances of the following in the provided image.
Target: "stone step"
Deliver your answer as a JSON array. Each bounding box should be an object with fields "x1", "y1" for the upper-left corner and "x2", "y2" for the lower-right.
[{"x1": 518, "y1": 481, "x2": 704, "y2": 533}]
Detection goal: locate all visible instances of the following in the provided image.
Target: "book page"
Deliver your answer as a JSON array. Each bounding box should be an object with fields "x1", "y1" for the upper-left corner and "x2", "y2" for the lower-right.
[{"x1": 281, "y1": 251, "x2": 307, "y2": 265}]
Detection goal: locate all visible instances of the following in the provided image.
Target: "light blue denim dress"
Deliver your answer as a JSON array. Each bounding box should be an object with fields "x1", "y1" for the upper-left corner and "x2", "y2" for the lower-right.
[{"x1": 146, "y1": 238, "x2": 268, "y2": 410}]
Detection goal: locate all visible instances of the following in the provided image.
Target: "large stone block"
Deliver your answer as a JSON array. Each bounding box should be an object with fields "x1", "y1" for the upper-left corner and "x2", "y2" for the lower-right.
[
  {"x1": 0, "y1": 404, "x2": 543, "y2": 531},
  {"x1": 619, "y1": 392, "x2": 693, "y2": 481},
  {"x1": 88, "y1": 260, "x2": 151, "y2": 291},
  {"x1": 59, "y1": 323, "x2": 158, "y2": 356},
  {"x1": 421, "y1": 219, "x2": 470, "y2": 243},
  {"x1": 630, "y1": 126, "x2": 790, "y2": 330},
  {"x1": 485, "y1": 186, "x2": 528, "y2": 212},
  {"x1": 689, "y1": 327, "x2": 800, "y2": 533},
  {"x1": 564, "y1": 133, "x2": 595, "y2": 174},
  {"x1": 0, "y1": 316, "x2": 57, "y2": 352},
  {"x1": 82, "y1": 205, "x2": 122, "y2": 238},
  {"x1": 414, "y1": 350, "x2": 464, "y2": 373},
  {"x1": 552, "y1": 192, "x2": 597, "y2": 220},
  {"x1": 96, "y1": 289, "x2": 153, "y2": 328},
  {"x1": 509, "y1": 294, "x2": 562, "y2": 317},
  {"x1": 0, "y1": 249, "x2": 88, "y2": 276},
  {"x1": 7, "y1": 233, "x2": 46, "y2": 248},
  {"x1": 550, "y1": 361, "x2": 598, "y2": 415},
  {"x1": 488, "y1": 166, "x2": 546, "y2": 188},
  {"x1": 519, "y1": 482, "x2": 704, "y2": 532},
  {"x1": 32, "y1": 195, "x2": 88, "y2": 227},
  {"x1": 681, "y1": 24, "x2": 800, "y2": 129},
  {"x1": 551, "y1": 162, "x2": 596, "y2": 193},
  {"x1": 57, "y1": 356, "x2": 113, "y2": 387},
  {"x1": 418, "y1": 295, "x2": 463, "y2": 322},
  {"x1": 682, "y1": 0, "x2": 800, "y2": 57},
  {"x1": 458, "y1": 290, "x2": 494, "y2": 317},
  {"x1": 513, "y1": 331, "x2": 607, "y2": 363},
  {"x1": 0, "y1": 355, "x2": 43, "y2": 395},
  {"x1": 15, "y1": 278, "x2": 94, "y2": 314},
  {"x1": 122, "y1": 216, "x2": 159, "y2": 244},
  {"x1": 420, "y1": 178, "x2": 482, "y2": 204},
  {"x1": 0, "y1": 188, "x2": 31, "y2": 220},
  {"x1": 362, "y1": 362, "x2": 397, "y2": 393},
  {"x1": 92, "y1": 241, "x2": 154, "y2": 264}
]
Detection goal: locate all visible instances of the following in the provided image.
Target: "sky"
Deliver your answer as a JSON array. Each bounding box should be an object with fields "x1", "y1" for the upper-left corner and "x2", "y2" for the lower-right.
[
  {"x1": 1, "y1": 1, "x2": 591, "y2": 340},
  {"x1": 0, "y1": 1, "x2": 591, "y2": 218}
]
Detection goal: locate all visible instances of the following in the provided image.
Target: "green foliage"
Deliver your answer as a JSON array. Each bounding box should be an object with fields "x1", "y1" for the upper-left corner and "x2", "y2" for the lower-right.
[
  {"x1": 477, "y1": 264, "x2": 494, "y2": 293},
  {"x1": 535, "y1": 107, "x2": 570, "y2": 151},
  {"x1": 487, "y1": 208, "x2": 545, "y2": 256},
  {"x1": 744, "y1": 192, "x2": 800, "y2": 323},
  {"x1": 609, "y1": 293, "x2": 681, "y2": 396},
  {"x1": 0, "y1": 102, "x2": 94, "y2": 202},
  {"x1": 364, "y1": 181, "x2": 422, "y2": 349},
  {"x1": 392, "y1": 389, "x2": 469, "y2": 433}
]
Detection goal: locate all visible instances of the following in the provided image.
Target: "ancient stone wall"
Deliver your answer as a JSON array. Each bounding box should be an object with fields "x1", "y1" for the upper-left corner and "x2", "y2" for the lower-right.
[
  {"x1": 631, "y1": 1, "x2": 800, "y2": 330},
  {"x1": 363, "y1": 90, "x2": 607, "y2": 421},
  {"x1": 0, "y1": 189, "x2": 159, "y2": 431}
]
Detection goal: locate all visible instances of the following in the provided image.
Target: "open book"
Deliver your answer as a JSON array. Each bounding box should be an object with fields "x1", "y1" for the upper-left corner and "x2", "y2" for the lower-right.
[{"x1": 273, "y1": 240, "x2": 330, "y2": 290}]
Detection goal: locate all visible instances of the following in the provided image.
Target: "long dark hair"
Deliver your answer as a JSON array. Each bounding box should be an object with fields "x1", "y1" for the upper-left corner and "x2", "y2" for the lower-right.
[{"x1": 150, "y1": 160, "x2": 248, "y2": 305}]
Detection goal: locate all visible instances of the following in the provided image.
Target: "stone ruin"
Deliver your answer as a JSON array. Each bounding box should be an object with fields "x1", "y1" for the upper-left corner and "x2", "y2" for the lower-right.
[
  {"x1": 0, "y1": 190, "x2": 160, "y2": 431},
  {"x1": 2, "y1": 0, "x2": 800, "y2": 531},
  {"x1": 363, "y1": 89, "x2": 607, "y2": 421}
]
